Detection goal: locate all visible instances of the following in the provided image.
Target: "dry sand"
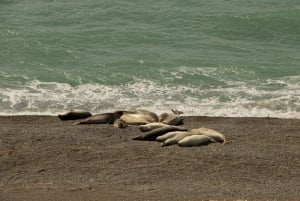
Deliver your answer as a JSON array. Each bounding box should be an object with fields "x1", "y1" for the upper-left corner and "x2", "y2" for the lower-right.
[{"x1": 0, "y1": 115, "x2": 300, "y2": 200}]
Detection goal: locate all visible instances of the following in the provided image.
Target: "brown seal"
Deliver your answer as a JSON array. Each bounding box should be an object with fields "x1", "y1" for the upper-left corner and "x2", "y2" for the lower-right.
[
  {"x1": 113, "y1": 119, "x2": 128, "y2": 128},
  {"x1": 58, "y1": 109, "x2": 92, "y2": 120},
  {"x1": 132, "y1": 125, "x2": 187, "y2": 141},
  {"x1": 190, "y1": 127, "x2": 226, "y2": 143},
  {"x1": 159, "y1": 113, "x2": 183, "y2": 125},
  {"x1": 74, "y1": 111, "x2": 123, "y2": 125},
  {"x1": 178, "y1": 135, "x2": 216, "y2": 147},
  {"x1": 139, "y1": 122, "x2": 170, "y2": 132},
  {"x1": 119, "y1": 109, "x2": 159, "y2": 125},
  {"x1": 161, "y1": 131, "x2": 191, "y2": 147}
]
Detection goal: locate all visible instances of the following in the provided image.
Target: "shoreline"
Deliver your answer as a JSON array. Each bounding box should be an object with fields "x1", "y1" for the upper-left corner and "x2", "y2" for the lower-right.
[
  {"x1": 1, "y1": 115, "x2": 300, "y2": 200},
  {"x1": 0, "y1": 114, "x2": 299, "y2": 120}
]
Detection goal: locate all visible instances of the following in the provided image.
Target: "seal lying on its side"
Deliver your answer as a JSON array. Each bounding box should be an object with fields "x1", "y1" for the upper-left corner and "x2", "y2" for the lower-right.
[
  {"x1": 159, "y1": 113, "x2": 183, "y2": 125},
  {"x1": 58, "y1": 109, "x2": 92, "y2": 120},
  {"x1": 161, "y1": 131, "x2": 191, "y2": 147},
  {"x1": 120, "y1": 109, "x2": 159, "y2": 125},
  {"x1": 132, "y1": 125, "x2": 187, "y2": 141},
  {"x1": 190, "y1": 127, "x2": 226, "y2": 143},
  {"x1": 156, "y1": 131, "x2": 188, "y2": 142},
  {"x1": 74, "y1": 111, "x2": 123, "y2": 125},
  {"x1": 139, "y1": 122, "x2": 170, "y2": 132},
  {"x1": 178, "y1": 135, "x2": 216, "y2": 147},
  {"x1": 113, "y1": 119, "x2": 128, "y2": 128}
]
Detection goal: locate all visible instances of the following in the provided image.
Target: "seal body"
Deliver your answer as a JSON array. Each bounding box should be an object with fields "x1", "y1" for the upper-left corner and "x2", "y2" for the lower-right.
[
  {"x1": 73, "y1": 113, "x2": 115, "y2": 125},
  {"x1": 159, "y1": 113, "x2": 183, "y2": 125},
  {"x1": 135, "y1": 109, "x2": 159, "y2": 122},
  {"x1": 74, "y1": 111, "x2": 124, "y2": 125},
  {"x1": 178, "y1": 135, "x2": 215, "y2": 147},
  {"x1": 156, "y1": 131, "x2": 187, "y2": 142},
  {"x1": 120, "y1": 109, "x2": 159, "y2": 125},
  {"x1": 190, "y1": 127, "x2": 226, "y2": 143},
  {"x1": 113, "y1": 119, "x2": 128, "y2": 128},
  {"x1": 140, "y1": 122, "x2": 170, "y2": 132},
  {"x1": 133, "y1": 125, "x2": 187, "y2": 141},
  {"x1": 161, "y1": 131, "x2": 191, "y2": 146},
  {"x1": 58, "y1": 109, "x2": 92, "y2": 120}
]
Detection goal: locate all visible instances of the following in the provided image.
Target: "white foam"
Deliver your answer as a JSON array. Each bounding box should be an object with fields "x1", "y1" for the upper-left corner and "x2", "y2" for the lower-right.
[{"x1": 0, "y1": 76, "x2": 299, "y2": 118}]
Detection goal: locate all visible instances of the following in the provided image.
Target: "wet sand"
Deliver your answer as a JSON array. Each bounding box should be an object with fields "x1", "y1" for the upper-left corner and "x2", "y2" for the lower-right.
[{"x1": 0, "y1": 115, "x2": 299, "y2": 200}]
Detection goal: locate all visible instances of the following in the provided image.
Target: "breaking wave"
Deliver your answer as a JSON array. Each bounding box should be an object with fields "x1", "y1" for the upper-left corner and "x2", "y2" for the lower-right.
[{"x1": 0, "y1": 75, "x2": 299, "y2": 118}]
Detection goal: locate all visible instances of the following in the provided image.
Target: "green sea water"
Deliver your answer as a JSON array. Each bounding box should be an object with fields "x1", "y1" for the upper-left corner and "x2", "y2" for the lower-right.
[{"x1": 0, "y1": 0, "x2": 300, "y2": 117}]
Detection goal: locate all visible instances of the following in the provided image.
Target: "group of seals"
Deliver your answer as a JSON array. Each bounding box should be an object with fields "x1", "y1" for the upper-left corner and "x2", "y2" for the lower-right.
[
  {"x1": 134, "y1": 123, "x2": 226, "y2": 147},
  {"x1": 58, "y1": 109, "x2": 183, "y2": 127},
  {"x1": 58, "y1": 108, "x2": 226, "y2": 147}
]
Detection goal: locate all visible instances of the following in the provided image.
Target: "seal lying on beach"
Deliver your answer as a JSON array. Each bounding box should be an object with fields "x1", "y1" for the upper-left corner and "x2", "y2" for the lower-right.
[
  {"x1": 156, "y1": 131, "x2": 185, "y2": 142},
  {"x1": 190, "y1": 127, "x2": 226, "y2": 143},
  {"x1": 155, "y1": 127, "x2": 226, "y2": 147},
  {"x1": 139, "y1": 122, "x2": 171, "y2": 132},
  {"x1": 160, "y1": 131, "x2": 191, "y2": 147},
  {"x1": 132, "y1": 125, "x2": 187, "y2": 141},
  {"x1": 178, "y1": 135, "x2": 216, "y2": 147},
  {"x1": 58, "y1": 109, "x2": 92, "y2": 120},
  {"x1": 73, "y1": 111, "x2": 123, "y2": 125},
  {"x1": 120, "y1": 109, "x2": 159, "y2": 125},
  {"x1": 159, "y1": 113, "x2": 184, "y2": 125},
  {"x1": 113, "y1": 119, "x2": 128, "y2": 128},
  {"x1": 158, "y1": 109, "x2": 184, "y2": 125}
]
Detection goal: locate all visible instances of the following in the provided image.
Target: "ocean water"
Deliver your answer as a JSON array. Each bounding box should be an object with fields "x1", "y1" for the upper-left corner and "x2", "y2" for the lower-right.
[{"x1": 1, "y1": 0, "x2": 300, "y2": 118}]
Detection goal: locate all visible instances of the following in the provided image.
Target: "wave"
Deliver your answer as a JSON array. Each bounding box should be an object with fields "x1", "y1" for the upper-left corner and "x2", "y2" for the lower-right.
[{"x1": 0, "y1": 75, "x2": 299, "y2": 118}]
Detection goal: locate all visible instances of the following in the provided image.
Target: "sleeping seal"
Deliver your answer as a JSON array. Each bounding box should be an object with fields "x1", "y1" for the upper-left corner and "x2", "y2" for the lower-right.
[
  {"x1": 139, "y1": 122, "x2": 170, "y2": 132},
  {"x1": 113, "y1": 119, "x2": 128, "y2": 128},
  {"x1": 190, "y1": 127, "x2": 226, "y2": 143},
  {"x1": 159, "y1": 113, "x2": 183, "y2": 125},
  {"x1": 58, "y1": 109, "x2": 92, "y2": 120},
  {"x1": 161, "y1": 131, "x2": 191, "y2": 147},
  {"x1": 74, "y1": 111, "x2": 123, "y2": 125},
  {"x1": 132, "y1": 125, "x2": 187, "y2": 141},
  {"x1": 178, "y1": 135, "x2": 216, "y2": 147},
  {"x1": 156, "y1": 131, "x2": 188, "y2": 142},
  {"x1": 120, "y1": 109, "x2": 159, "y2": 125}
]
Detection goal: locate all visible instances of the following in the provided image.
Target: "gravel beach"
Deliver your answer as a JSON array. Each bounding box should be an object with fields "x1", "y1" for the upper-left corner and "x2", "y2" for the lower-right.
[{"x1": 1, "y1": 116, "x2": 299, "y2": 200}]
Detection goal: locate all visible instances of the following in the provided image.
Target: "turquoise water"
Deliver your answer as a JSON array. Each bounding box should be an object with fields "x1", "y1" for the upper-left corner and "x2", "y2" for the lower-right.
[{"x1": 1, "y1": 0, "x2": 300, "y2": 117}]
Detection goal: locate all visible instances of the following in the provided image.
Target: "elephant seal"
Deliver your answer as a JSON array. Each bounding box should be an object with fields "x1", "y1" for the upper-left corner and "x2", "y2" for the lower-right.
[
  {"x1": 113, "y1": 119, "x2": 128, "y2": 128},
  {"x1": 58, "y1": 109, "x2": 92, "y2": 120},
  {"x1": 73, "y1": 109, "x2": 158, "y2": 126},
  {"x1": 159, "y1": 113, "x2": 183, "y2": 125},
  {"x1": 135, "y1": 109, "x2": 159, "y2": 122},
  {"x1": 161, "y1": 131, "x2": 191, "y2": 147},
  {"x1": 74, "y1": 111, "x2": 123, "y2": 125},
  {"x1": 190, "y1": 127, "x2": 226, "y2": 143},
  {"x1": 156, "y1": 131, "x2": 188, "y2": 142},
  {"x1": 139, "y1": 122, "x2": 170, "y2": 132},
  {"x1": 120, "y1": 109, "x2": 159, "y2": 125},
  {"x1": 132, "y1": 125, "x2": 187, "y2": 141},
  {"x1": 178, "y1": 135, "x2": 216, "y2": 147}
]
